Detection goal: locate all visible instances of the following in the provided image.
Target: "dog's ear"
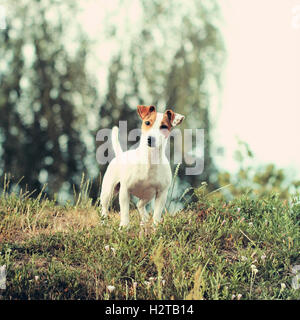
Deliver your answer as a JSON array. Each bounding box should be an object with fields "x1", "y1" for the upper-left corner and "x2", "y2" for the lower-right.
[
  {"x1": 165, "y1": 109, "x2": 185, "y2": 127},
  {"x1": 137, "y1": 105, "x2": 156, "y2": 119}
]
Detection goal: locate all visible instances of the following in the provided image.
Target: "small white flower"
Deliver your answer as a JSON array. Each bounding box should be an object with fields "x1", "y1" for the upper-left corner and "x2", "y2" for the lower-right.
[
  {"x1": 231, "y1": 294, "x2": 236, "y2": 300},
  {"x1": 249, "y1": 222, "x2": 253, "y2": 227},
  {"x1": 237, "y1": 208, "x2": 241, "y2": 213},
  {"x1": 237, "y1": 294, "x2": 242, "y2": 300},
  {"x1": 111, "y1": 247, "x2": 116, "y2": 255},
  {"x1": 149, "y1": 276, "x2": 157, "y2": 282},
  {"x1": 104, "y1": 245, "x2": 110, "y2": 251},
  {"x1": 161, "y1": 279, "x2": 166, "y2": 286},
  {"x1": 107, "y1": 285, "x2": 115, "y2": 293},
  {"x1": 241, "y1": 256, "x2": 247, "y2": 262},
  {"x1": 34, "y1": 276, "x2": 39, "y2": 281},
  {"x1": 133, "y1": 282, "x2": 138, "y2": 288},
  {"x1": 251, "y1": 264, "x2": 258, "y2": 274},
  {"x1": 280, "y1": 283, "x2": 286, "y2": 290}
]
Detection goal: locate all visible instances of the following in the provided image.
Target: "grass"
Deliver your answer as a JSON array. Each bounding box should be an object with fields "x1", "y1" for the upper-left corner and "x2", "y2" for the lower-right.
[{"x1": 0, "y1": 177, "x2": 299, "y2": 300}]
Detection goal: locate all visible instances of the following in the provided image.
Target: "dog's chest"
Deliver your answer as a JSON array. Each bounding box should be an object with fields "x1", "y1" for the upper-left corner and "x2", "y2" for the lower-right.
[{"x1": 127, "y1": 163, "x2": 171, "y2": 199}]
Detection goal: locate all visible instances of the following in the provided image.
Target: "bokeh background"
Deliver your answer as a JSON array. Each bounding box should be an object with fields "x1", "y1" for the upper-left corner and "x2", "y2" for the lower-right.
[{"x1": 0, "y1": 0, "x2": 299, "y2": 204}]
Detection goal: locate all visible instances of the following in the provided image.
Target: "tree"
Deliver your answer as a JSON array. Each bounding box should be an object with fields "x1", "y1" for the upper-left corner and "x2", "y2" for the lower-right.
[
  {"x1": 0, "y1": 0, "x2": 97, "y2": 198},
  {"x1": 0, "y1": 0, "x2": 225, "y2": 201}
]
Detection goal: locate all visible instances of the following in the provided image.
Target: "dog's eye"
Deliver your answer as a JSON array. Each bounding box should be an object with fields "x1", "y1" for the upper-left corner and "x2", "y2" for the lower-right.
[
  {"x1": 160, "y1": 125, "x2": 168, "y2": 130},
  {"x1": 145, "y1": 121, "x2": 151, "y2": 126}
]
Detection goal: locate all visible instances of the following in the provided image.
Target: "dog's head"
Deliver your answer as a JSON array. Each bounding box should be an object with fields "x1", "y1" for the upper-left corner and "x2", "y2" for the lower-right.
[{"x1": 137, "y1": 105, "x2": 185, "y2": 148}]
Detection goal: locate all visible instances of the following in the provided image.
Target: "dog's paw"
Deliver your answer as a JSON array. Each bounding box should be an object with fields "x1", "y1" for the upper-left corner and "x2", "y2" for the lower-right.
[
  {"x1": 100, "y1": 218, "x2": 108, "y2": 226},
  {"x1": 119, "y1": 223, "x2": 130, "y2": 231},
  {"x1": 99, "y1": 213, "x2": 109, "y2": 225},
  {"x1": 152, "y1": 218, "x2": 163, "y2": 231},
  {"x1": 139, "y1": 224, "x2": 152, "y2": 238}
]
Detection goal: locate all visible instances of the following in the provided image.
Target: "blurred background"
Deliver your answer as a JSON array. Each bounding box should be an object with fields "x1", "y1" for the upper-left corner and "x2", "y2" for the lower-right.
[{"x1": 0, "y1": 0, "x2": 299, "y2": 204}]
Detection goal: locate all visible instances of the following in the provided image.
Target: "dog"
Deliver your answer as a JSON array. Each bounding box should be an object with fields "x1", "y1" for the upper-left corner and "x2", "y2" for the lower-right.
[{"x1": 100, "y1": 105, "x2": 185, "y2": 227}]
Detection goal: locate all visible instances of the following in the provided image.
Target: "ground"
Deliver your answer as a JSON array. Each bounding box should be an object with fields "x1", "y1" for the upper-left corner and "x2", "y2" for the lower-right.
[{"x1": 0, "y1": 185, "x2": 299, "y2": 300}]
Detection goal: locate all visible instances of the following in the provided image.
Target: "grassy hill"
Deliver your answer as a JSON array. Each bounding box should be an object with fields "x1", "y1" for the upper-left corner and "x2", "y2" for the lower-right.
[{"x1": 0, "y1": 182, "x2": 299, "y2": 300}]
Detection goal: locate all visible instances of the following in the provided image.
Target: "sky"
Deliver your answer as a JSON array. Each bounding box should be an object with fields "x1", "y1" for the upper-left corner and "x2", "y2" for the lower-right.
[
  {"x1": 217, "y1": 0, "x2": 300, "y2": 177},
  {"x1": 79, "y1": 0, "x2": 300, "y2": 179}
]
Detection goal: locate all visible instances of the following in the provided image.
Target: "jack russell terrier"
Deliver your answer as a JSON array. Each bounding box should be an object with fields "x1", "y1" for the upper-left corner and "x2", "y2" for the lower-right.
[{"x1": 100, "y1": 105, "x2": 185, "y2": 227}]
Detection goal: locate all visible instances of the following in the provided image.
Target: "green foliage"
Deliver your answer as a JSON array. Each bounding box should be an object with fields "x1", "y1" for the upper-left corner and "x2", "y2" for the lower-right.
[
  {"x1": 217, "y1": 141, "x2": 300, "y2": 199},
  {"x1": 0, "y1": 0, "x2": 98, "y2": 197},
  {"x1": 0, "y1": 0, "x2": 225, "y2": 199}
]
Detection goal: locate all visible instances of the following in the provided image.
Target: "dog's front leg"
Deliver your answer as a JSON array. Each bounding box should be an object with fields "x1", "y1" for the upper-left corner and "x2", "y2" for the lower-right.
[
  {"x1": 153, "y1": 189, "x2": 168, "y2": 226},
  {"x1": 119, "y1": 185, "x2": 130, "y2": 227}
]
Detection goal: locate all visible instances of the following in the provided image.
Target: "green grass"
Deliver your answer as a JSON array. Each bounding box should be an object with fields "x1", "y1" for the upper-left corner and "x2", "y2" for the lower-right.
[{"x1": 0, "y1": 181, "x2": 299, "y2": 300}]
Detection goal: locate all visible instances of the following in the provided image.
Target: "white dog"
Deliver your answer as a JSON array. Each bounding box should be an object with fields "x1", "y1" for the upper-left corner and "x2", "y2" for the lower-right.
[{"x1": 100, "y1": 105, "x2": 185, "y2": 227}]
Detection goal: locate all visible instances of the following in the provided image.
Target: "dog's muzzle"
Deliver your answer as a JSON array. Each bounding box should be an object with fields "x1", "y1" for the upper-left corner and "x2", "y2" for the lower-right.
[{"x1": 147, "y1": 136, "x2": 156, "y2": 148}]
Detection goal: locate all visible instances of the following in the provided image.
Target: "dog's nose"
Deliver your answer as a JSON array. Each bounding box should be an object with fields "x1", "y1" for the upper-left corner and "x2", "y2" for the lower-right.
[{"x1": 147, "y1": 136, "x2": 156, "y2": 147}]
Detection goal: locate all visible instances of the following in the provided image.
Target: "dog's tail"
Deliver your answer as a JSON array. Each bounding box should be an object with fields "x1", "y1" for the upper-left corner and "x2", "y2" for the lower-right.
[{"x1": 111, "y1": 126, "x2": 123, "y2": 157}]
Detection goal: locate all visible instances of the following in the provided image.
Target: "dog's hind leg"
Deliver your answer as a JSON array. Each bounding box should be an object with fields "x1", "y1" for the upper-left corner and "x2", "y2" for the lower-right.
[
  {"x1": 119, "y1": 183, "x2": 130, "y2": 227},
  {"x1": 100, "y1": 162, "x2": 119, "y2": 218},
  {"x1": 137, "y1": 199, "x2": 151, "y2": 225},
  {"x1": 100, "y1": 186, "x2": 113, "y2": 218},
  {"x1": 101, "y1": 182, "x2": 120, "y2": 217}
]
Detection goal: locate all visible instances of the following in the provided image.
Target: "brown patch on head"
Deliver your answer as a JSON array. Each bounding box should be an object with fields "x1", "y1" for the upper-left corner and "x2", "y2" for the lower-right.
[
  {"x1": 163, "y1": 109, "x2": 185, "y2": 128},
  {"x1": 156, "y1": 110, "x2": 174, "y2": 137},
  {"x1": 160, "y1": 110, "x2": 175, "y2": 136},
  {"x1": 137, "y1": 105, "x2": 157, "y2": 132}
]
